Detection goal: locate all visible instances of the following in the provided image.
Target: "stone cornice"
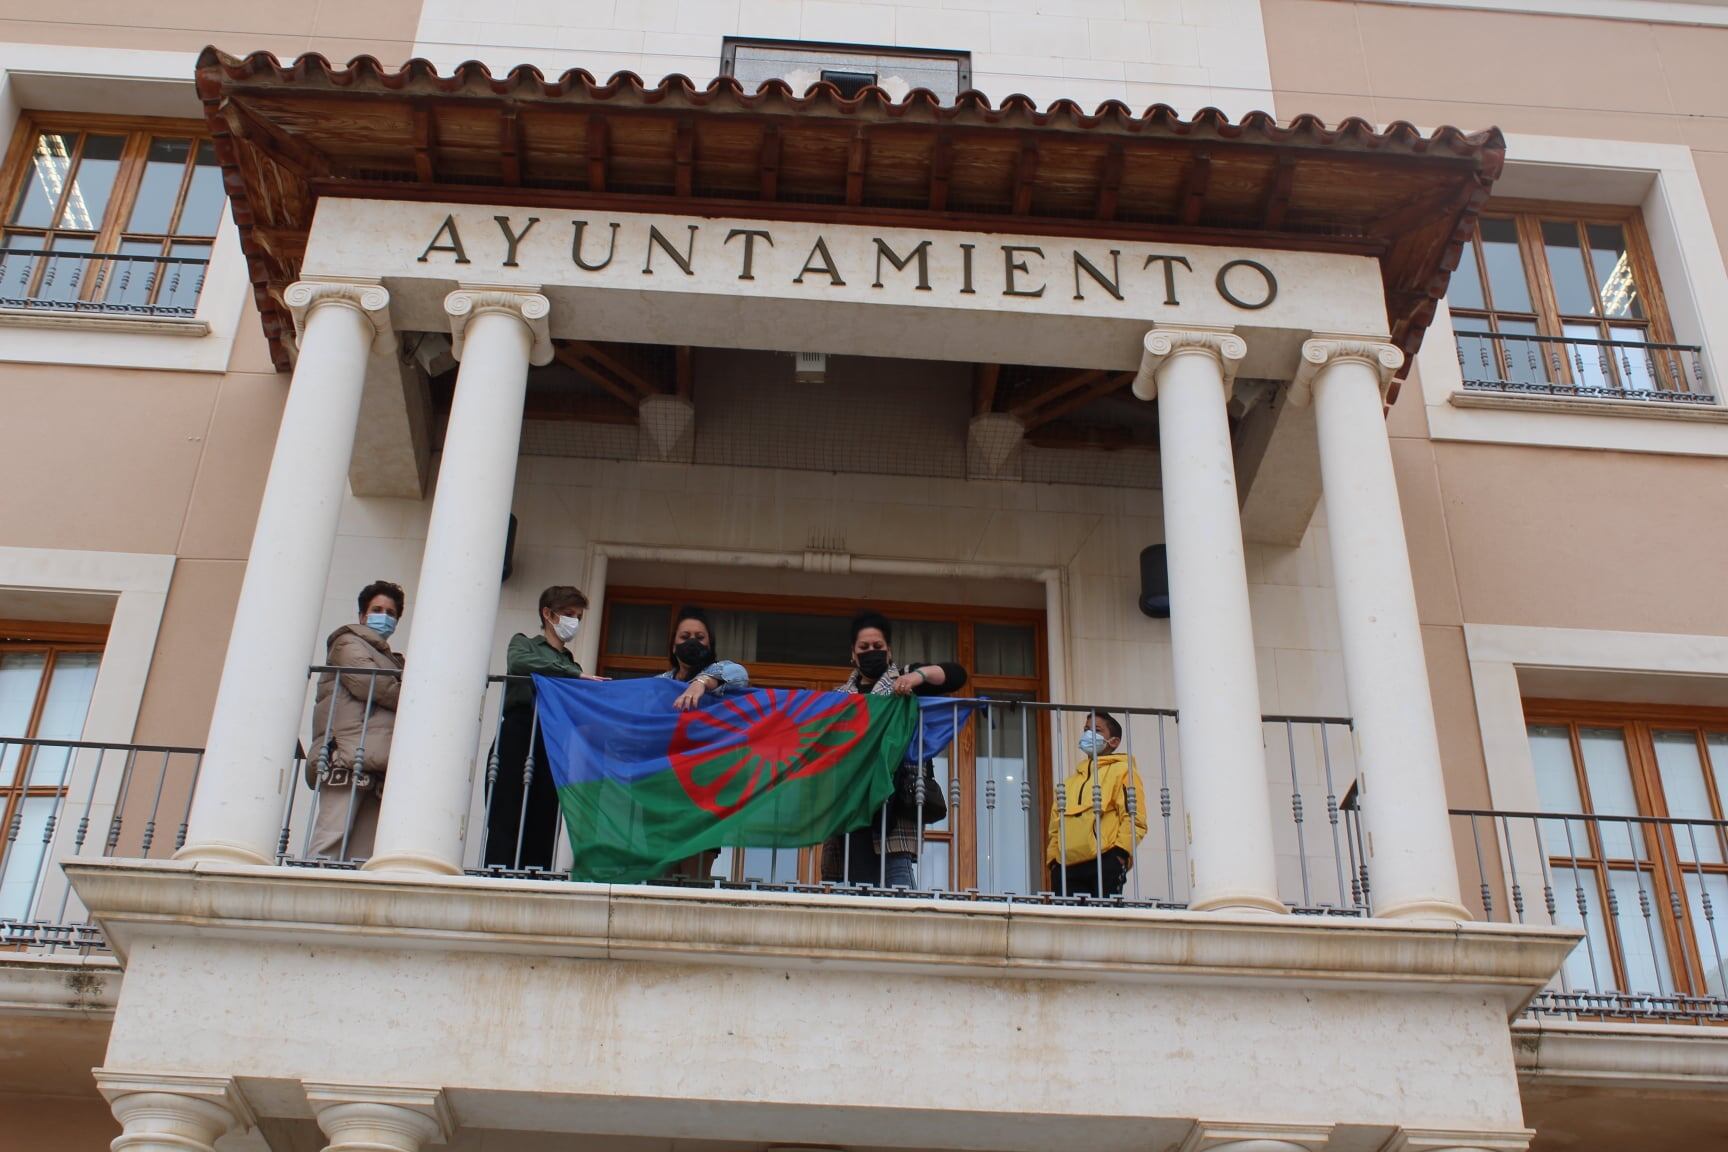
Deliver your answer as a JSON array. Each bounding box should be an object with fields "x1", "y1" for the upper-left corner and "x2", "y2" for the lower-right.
[
  {"x1": 0, "y1": 954, "x2": 121, "y2": 1017},
  {"x1": 444, "y1": 286, "x2": 553, "y2": 366},
  {"x1": 284, "y1": 279, "x2": 392, "y2": 353},
  {"x1": 67, "y1": 859, "x2": 1577, "y2": 1012},
  {"x1": 1512, "y1": 1017, "x2": 1728, "y2": 1090},
  {"x1": 1131, "y1": 325, "x2": 1246, "y2": 401},
  {"x1": 1289, "y1": 335, "x2": 1403, "y2": 407}
]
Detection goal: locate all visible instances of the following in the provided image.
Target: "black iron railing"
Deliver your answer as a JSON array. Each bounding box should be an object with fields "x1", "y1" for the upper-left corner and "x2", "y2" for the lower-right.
[
  {"x1": 1455, "y1": 329, "x2": 1715, "y2": 405},
  {"x1": 1454, "y1": 807, "x2": 1728, "y2": 1024},
  {"x1": 0, "y1": 248, "x2": 209, "y2": 319},
  {"x1": 282, "y1": 665, "x2": 1366, "y2": 915},
  {"x1": 0, "y1": 737, "x2": 203, "y2": 953}
]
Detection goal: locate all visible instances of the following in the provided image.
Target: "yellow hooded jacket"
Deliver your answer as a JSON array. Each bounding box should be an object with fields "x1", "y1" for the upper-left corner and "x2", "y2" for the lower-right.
[{"x1": 1045, "y1": 753, "x2": 1150, "y2": 868}]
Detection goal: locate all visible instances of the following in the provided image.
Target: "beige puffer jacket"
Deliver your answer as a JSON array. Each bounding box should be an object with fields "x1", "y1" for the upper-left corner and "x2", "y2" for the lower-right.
[{"x1": 308, "y1": 623, "x2": 405, "y2": 784}]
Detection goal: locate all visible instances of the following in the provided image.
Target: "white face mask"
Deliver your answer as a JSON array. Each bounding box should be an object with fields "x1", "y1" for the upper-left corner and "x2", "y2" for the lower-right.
[
  {"x1": 1078, "y1": 730, "x2": 1109, "y2": 758},
  {"x1": 553, "y1": 615, "x2": 581, "y2": 643}
]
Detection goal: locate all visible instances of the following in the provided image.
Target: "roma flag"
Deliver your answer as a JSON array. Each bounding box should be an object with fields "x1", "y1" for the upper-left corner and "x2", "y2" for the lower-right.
[{"x1": 533, "y1": 676, "x2": 980, "y2": 883}]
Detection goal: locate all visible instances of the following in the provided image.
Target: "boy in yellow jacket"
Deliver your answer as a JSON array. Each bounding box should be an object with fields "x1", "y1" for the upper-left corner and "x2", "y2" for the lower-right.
[{"x1": 1046, "y1": 712, "x2": 1148, "y2": 897}]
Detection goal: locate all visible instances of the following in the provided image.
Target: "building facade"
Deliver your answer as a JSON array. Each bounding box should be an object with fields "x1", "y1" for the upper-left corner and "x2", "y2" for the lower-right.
[{"x1": 0, "y1": 1, "x2": 1725, "y2": 1149}]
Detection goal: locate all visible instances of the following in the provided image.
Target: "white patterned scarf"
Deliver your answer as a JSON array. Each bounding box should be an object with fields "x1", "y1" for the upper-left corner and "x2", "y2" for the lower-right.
[{"x1": 839, "y1": 661, "x2": 902, "y2": 696}]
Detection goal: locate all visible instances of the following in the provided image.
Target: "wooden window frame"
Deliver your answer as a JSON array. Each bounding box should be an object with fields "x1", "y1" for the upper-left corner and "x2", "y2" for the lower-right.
[
  {"x1": 1525, "y1": 698, "x2": 1728, "y2": 1000},
  {"x1": 0, "y1": 622, "x2": 107, "y2": 895},
  {"x1": 596, "y1": 586, "x2": 1047, "y2": 892},
  {"x1": 1452, "y1": 198, "x2": 1685, "y2": 392},
  {"x1": 0, "y1": 110, "x2": 220, "y2": 312}
]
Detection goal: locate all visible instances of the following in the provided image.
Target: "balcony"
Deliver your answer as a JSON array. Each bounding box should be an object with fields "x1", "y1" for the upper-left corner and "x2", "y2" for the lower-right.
[
  {"x1": 3, "y1": 694, "x2": 1579, "y2": 1152},
  {"x1": 1455, "y1": 807, "x2": 1728, "y2": 1023},
  {"x1": 1454, "y1": 329, "x2": 1716, "y2": 406},
  {"x1": 0, "y1": 247, "x2": 209, "y2": 320}
]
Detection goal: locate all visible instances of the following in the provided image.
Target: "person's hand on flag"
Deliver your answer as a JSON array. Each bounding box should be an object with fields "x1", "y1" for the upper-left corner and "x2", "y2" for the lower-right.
[
  {"x1": 579, "y1": 673, "x2": 610, "y2": 682},
  {"x1": 673, "y1": 674, "x2": 716, "y2": 711}
]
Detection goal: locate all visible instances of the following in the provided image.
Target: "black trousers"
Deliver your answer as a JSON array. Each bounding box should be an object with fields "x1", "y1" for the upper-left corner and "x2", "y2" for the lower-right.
[
  {"x1": 485, "y1": 709, "x2": 561, "y2": 871},
  {"x1": 1050, "y1": 847, "x2": 1130, "y2": 898}
]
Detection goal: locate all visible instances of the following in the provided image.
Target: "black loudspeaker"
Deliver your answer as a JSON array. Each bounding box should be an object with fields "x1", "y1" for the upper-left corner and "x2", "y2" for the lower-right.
[
  {"x1": 1138, "y1": 544, "x2": 1170, "y2": 618},
  {"x1": 501, "y1": 513, "x2": 518, "y2": 582}
]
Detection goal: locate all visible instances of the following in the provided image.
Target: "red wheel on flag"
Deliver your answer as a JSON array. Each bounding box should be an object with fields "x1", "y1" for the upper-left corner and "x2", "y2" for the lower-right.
[{"x1": 668, "y1": 690, "x2": 870, "y2": 817}]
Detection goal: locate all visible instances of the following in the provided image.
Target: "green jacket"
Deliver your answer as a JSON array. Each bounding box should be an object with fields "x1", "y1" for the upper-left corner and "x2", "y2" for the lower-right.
[{"x1": 504, "y1": 632, "x2": 582, "y2": 714}]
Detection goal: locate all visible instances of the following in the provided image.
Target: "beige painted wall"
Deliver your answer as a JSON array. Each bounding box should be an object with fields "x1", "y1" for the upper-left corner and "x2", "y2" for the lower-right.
[
  {"x1": 0, "y1": 0, "x2": 423, "y2": 61},
  {"x1": 0, "y1": 298, "x2": 285, "y2": 746}
]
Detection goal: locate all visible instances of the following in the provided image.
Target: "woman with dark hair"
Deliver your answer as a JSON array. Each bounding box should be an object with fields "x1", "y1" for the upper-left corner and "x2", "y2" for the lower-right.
[
  {"x1": 820, "y1": 610, "x2": 968, "y2": 889},
  {"x1": 657, "y1": 605, "x2": 751, "y2": 711},
  {"x1": 657, "y1": 606, "x2": 751, "y2": 880},
  {"x1": 309, "y1": 579, "x2": 406, "y2": 862}
]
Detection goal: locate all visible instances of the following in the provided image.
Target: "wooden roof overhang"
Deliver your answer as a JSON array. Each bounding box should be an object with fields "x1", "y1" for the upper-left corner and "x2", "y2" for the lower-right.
[{"x1": 196, "y1": 48, "x2": 1505, "y2": 398}]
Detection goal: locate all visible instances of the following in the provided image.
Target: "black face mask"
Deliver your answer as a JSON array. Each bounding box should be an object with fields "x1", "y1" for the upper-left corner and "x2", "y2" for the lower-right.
[
  {"x1": 674, "y1": 639, "x2": 713, "y2": 668},
  {"x1": 856, "y1": 649, "x2": 891, "y2": 681}
]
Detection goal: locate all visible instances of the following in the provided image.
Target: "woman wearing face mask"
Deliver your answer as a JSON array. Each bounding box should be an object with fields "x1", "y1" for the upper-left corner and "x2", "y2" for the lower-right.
[
  {"x1": 1045, "y1": 711, "x2": 1148, "y2": 899},
  {"x1": 308, "y1": 580, "x2": 407, "y2": 862},
  {"x1": 486, "y1": 584, "x2": 605, "y2": 872},
  {"x1": 659, "y1": 605, "x2": 751, "y2": 712},
  {"x1": 820, "y1": 611, "x2": 968, "y2": 889},
  {"x1": 657, "y1": 606, "x2": 751, "y2": 880}
]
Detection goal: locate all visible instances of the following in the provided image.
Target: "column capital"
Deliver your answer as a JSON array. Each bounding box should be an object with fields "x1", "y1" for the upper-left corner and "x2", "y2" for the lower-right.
[
  {"x1": 1178, "y1": 1121, "x2": 1333, "y2": 1152},
  {"x1": 284, "y1": 279, "x2": 393, "y2": 353},
  {"x1": 1289, "y1": 334, "x2": 1403, "y2": 406},
  {"x1": 307, "y1": 1084, "x2": 455, "y2": 1149},
  {"x1": 97, "y1": 1070, "x2": 253, "y2": 1150},
  {"x1": 1381, "y1": 1128, "x2": 1534, "y2": 1152},
  {"x1": 444, "y1": 286, "x2": 553, "y2": 366},
  {"x1": 1131, "y1": 324, "x2": 1246, "y2": 401}
]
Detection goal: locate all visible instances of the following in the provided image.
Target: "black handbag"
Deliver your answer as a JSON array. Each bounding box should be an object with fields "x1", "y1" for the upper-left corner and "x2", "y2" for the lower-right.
[{"x1": 894, "y1": 759, "x2": 948, "y2": 826}]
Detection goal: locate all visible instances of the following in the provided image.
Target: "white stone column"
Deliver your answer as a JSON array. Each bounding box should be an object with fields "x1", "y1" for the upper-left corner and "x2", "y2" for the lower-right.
[
  {"x1": 1178, "y1": 1122, "x2": 1332, "y2": 1152},
  {"x1": 1291, "y1": 337, "x2": 1470, "y2": 921},
  {"x1": 99, "y1": 1073, "x2": 252, "y2": 1152},
  {"x1": 307, "y1": 1085, "x2": 453, "y2": 1152},
  {"x1": 366, "y1": 289, "x2": 551, "y2": 875},
  {"x1": 178, "y1": 281, "x2": 391, "y2": 866},
  {"x1": 1134, "y1": 326, "x2": 1284, "y2": 915}
]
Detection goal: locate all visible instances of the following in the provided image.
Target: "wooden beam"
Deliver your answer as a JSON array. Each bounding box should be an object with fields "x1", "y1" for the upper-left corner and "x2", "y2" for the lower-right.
[
  {"x1": 1019, "y1": 372, "x2": 1134, "y2": 431},
  {"x1": 553, "y1": 343, "x2": 639, "y2": 408},
  {"x1": 845, "y1": 126, "x2": 868, "y2": 207},
  {"x1": 225, "y1": 98, "x2": 331, "y2": 177},
  {"x1": 586, "y1": 114, "x2": 608, "y2": 193},
  {"x1": 675, "y1": 345, "x2": 693, "y2": 400},
  {"x1": 928, "y1": 131, "x2": 953, "y2": 212},
  {"x1": 1180, "y1": 151, "x2": 1212, "y2": 227},
  {"x1": 1095, "y1": 143, "x2": 1124, "y2": 222},
  {"x1": 411, "y1": 105, "x2": 436, "y2": 183},
  {"x1": 500, "y1": 106, "x2": 523, "y2": 186},
  {"x1": 1260, "y1": 154, "x2": 1296, "y2": 231},
  {"x1": 1008, "y1": 368, "x2": 1108, "y2": 420},
  {"x1": 569, "y1": 340, "x2": 658, "y2": 396},
  {"x1": 758, "y1": 124, "x2": 780, "y2": 201},
  {"x1": 674, "y1": 116, "x2": 694, "y2": 198},
  {"x1": 1012, "y1": 138, "x2": 1039, "y2": 216},
  {"x1": 972, "y1": 362, "x2": 1001, "y2": 416}
]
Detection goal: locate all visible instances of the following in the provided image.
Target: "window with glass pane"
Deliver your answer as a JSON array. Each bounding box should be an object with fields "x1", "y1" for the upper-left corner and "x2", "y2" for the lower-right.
[
  {"x1": 0, "y1": 638, "x2": 102, "y2": 923},
  {"x1": 1447, "y1": 205, "x2": 1686, "y2": 395},
  {"x1": 1525, "y1": 708, "x2": 1728, "y2": 1004},
  {"x1": 1, "y1": 115, "x2": 223, "y2": 317}
]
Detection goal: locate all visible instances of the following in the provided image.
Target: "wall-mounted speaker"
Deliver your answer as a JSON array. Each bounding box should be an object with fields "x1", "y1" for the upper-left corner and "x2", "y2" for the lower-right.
[
  {"x1": 1138, "y1": 544, "x2": 1170, "y2": 618},
  {"x1": 502, "y1": 513, "x2": 518, "y2": 582}
]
